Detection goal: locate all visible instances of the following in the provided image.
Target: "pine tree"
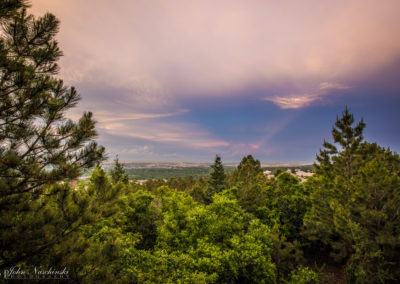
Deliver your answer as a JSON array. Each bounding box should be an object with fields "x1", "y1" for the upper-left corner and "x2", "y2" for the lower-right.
[
  {"x1": 0, "y1": 1, "x2": 104, "y2": 268},
  {"x1": 0, "y1": 0, "x2": 27, "y2": 19},
  {"x1": 230, "y1": 154, "x2": 264, "y2": 186},
  {"x1": 46, "y1": 166, "x2": 127, "y2": 282},
  {"x1": 315, "y1": 106, "x2": 365, "y2": 180},
  {"x1": 305, "y1": 108, "x2": 400, "y2": 282},
  {"x1": 0, "y1": 1, "x2": 104, "y2": 197},
  {"x1": 237, "y1": 154, "x2": 262, "y2": 172},
  {"x1": 208, "y1": 155, "x2": 226, "y2": 195},
  {"x1": 110, "y1": 156, "x2": 129, "y2": 184}
]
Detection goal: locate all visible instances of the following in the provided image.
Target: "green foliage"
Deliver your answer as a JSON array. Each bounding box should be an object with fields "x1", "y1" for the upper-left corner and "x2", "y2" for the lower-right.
[
  {"x1": 266, "y1": 172, "x2": 309, "y2": 240},
  {"x1": 0, "y1": 165, "x2": 128, "y2": 282},
  {"x1": 305, "y1": 108, "x2": 400, "y2": 282},
  {"x1": 0, "y1": 1, "x2": 104, "y2": 270},
  {"x1": 128, "y1": 166, "x2": 236, "y2": 180},
  {"x1": 230, "y1": 155, "x2": 264, "y2": 185},
  {"x1": 238, "y1": 183, "x2": 267, "y2": 215},
  {"x1": 228, "y1": 155, "x2": 269, "y2": 216},
  {"x1": 45, "y1": 166, "x2": 127, "y2": 282},
  {"x1": 154, "y1": 191, "x2": 277, "y2": 283},
  {"x1": 208, "y1": 155, "x2": 227, "y2": 196},
  {"x1": 269, "y1": 223, "x2": 304, "y2": 280},
  {"x1": 273, "y1": 167, "x2": 284, "y2": 176},
  {"x1": 286, "y1": 266, "x2": 319, "y2": 284},
  {"x1": 315, "y1": 106, "x2": 365, "y2": 180},
  {"x1": 119, "y1": 189, "x2": 159, "y2": 249},
  {"x1": 0, "y1": 5, "x2": 104, "y2": 195},
  {"x1": 109, "y1": 156, "x2": 129, "y2": 184},
  {"x1": 189, "y1": 183, "x2": 209, "y2": 204}
]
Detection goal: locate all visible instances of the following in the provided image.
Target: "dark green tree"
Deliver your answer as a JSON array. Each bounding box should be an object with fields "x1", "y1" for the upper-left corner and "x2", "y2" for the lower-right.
[
  {"x1": 273, "y1": 167, "x2": 283, "y2": 177},
  {"x1": 0, "y1": 1, "x2": 104, "y2": 268},
  {"x1": 45, "y1": 166, "x2": 126, "y2": 282},
  {"x1": 120, "y1": 189, "x2": 159, "y2": 249},
  {"x1": 228, "y1": 155, "x2": 267, "y2": 214},
  {"x1": 208, "y1": 155, "x2": 226, "y2": 195},
  {"x1": 109, "y1": 156, "x2": 129, "y2": 184},
  {"x1": 229, "y1": 154, "x2": 264, "y2": 186},
  {"x1": 315, "y1": 106, "x2": 365, "y2": 180},
  {"x1": 0, "y1": 0, "x2": 28, "y2": 19},
  {"x1": 305, "y1": 108, "x2": 400, "y2": 283},
  {"x1": 266, "y1": 172, "x2": 308, "y2": 240},
  {"x1": 189, "y1": 183, "x2": 208, "y2": 204},
  {"x1": 238, "y1": 154, "x2": 262, "y2": 172}
]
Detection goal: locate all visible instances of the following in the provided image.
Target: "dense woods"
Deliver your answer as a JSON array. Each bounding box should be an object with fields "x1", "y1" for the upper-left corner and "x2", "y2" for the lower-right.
[{"x1": 1, "y1": 1, "x2": 399, "y2": 283}]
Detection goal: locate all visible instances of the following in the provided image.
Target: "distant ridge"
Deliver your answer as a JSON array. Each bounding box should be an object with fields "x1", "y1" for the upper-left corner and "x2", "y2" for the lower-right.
[{"x1": 102, "y1": 161, "x2": 313, "y2": 169}]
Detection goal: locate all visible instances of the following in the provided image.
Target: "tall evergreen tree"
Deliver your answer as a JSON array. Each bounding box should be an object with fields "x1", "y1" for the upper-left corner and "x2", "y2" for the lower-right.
[
  {"x1": 0, "y1": 1, "x2": 104, "y2": 268},
  {"x1": 230, "y1": 154, "x2": 264, "y2": 186},
  {"x1": 315, "y1": 106, "x2": 365, "y2": 180},
  {"x1": 208, "y1": 155, "x2": 226, "y2": 195},
  {"x1": 305, "y1": 108, "x2": 400, "y2": 282},
  {"x1": 110, "y1": 156, "x2": 129, "y2": 184},
  {"x1": 0, "y1": 1, "x2": 104, "y2": 197},
  {"x1": 237, "y1": 154, "x2": 262, "y2": 172}
]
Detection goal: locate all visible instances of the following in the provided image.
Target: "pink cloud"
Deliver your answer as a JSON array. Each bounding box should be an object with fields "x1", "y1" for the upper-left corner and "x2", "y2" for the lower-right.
[
  {"x1": 30, "y1": 0, "x2": 400, "y2": 103},
  {"x1": 98, "y1": 118, "x2": 230, "y2": 150},
  {"x1": 263, "y1": 95, "x2": 318, "y2": 109}
]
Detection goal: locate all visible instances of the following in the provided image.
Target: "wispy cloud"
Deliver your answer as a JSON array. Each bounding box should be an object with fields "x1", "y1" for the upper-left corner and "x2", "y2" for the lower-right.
[
  {"x1": 99, "y1": 119, "x2": 230, "y2": 150},
  {"x1": 263, "y1": 81, "x2": 352, "y2": 109},
  {"x1": 263, "y1": 94, "x2": 319, "y2": 109},
  {"x1": 319, "y1": 82, "x2": 350, "y2": 91},
  {"x1": 97, "y1": 109, "x2": 189, "y2": 123}
]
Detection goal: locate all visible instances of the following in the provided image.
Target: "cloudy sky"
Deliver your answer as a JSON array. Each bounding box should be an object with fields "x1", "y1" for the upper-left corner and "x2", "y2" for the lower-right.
[{"x1": 31, "y1": 0, "x2": 400, "y2": 162}]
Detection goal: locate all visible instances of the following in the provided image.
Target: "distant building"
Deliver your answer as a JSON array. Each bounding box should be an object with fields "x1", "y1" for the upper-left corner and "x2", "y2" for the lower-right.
[
  {"x1": 263, "y1": 170, "x2": 274, "y2": 179},
  {"x1": 288, "y1": 168, "x2": 314, "y2": 182},
  {"x1": 264, "y1": 168, "x2": 313, "y2": 182}
]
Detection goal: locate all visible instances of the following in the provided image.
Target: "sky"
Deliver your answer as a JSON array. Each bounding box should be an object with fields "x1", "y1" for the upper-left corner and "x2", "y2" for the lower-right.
[{"x1": 31, "y1": 0, "x2": 400, "y2": 163}]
